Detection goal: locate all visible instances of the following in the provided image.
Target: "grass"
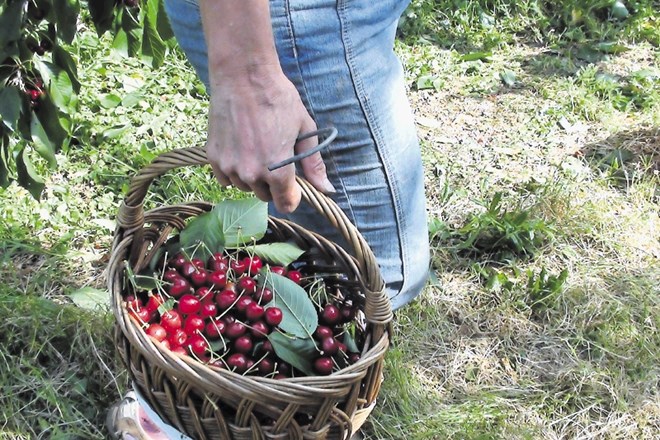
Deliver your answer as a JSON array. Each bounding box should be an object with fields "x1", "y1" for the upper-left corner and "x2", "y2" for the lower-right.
[{"x1": 1, "y1": 1, "x2": 659, "y2": 439}]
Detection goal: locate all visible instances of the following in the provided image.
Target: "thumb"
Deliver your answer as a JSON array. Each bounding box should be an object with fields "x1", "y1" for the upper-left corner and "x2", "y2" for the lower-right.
[{"x1": 296, "y1": 116, "x2": 335, "y2": 194}]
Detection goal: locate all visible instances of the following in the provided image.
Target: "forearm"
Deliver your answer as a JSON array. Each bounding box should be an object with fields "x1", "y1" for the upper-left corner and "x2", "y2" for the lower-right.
[{"x1": 199, "y1": 0, "x2": 282, "y2": 83}]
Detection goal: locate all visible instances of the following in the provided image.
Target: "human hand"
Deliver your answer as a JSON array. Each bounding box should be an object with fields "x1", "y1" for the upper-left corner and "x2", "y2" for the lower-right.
[{"x1": 205, "y1": 67, "x2": 334, "y2": 214}]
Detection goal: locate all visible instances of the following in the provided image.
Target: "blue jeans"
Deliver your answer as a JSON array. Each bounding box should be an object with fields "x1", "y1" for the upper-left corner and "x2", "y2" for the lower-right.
[{"x1": 164, "y1": 0, "x2": 429, "y2": 311}]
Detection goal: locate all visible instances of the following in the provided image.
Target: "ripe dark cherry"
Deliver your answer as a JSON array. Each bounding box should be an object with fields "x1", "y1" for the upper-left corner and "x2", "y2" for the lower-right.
[
  {"x1": 255, "y1": 287, "x2": 273, "y2": 304},
  {"x1": 146, "y1": 323, "x2": 168, "y2": 342},
  {"x1": 183, "y1": 315, "x2": 205, "y2": 334},
  {"x1": 178, "y1": 294, "x2": 201, "y2": 315},
  {"x1": 231, "y1": 259, "x2": 248, "y2": 275},
  {"x1": 269, "y1": 266, "x2": 286, "y2": 276},
  {"x1": 237, "y1": 276, "x2": 257, "y2": 294},
  {"x1": 160, "y1": 310, "x2": 182, "y2": 332},
  {"x1": 180, "y1": 261, "x2": 197, "y2": 278},
  {"x1": 244, "y1": 256, "x2": 263, "y2": 276},
  {"x1": 314, "y1": 357, "x2": 334, "y2": 375},
  {"x1": 340, "y1": 305, "x2": 356, "y2": 323},
  {"x1": 235, "y1": 296, "x2": 254, "y2": 313},
  {"x1": 191, "y1": 258, "x2": 205, "y2": 269},
  {"x1": 287, "y1": 270, "x2": 303, "y2": 284},
  {"x1": 349, "y1": 353, "x2": 361, "y2": 364},
  {"x1": 163, "y1": 269, "x2": 180, "y2": 283},
  {"x1": 250, "y1": 321, "x2": 270, "y2": 339},
  {"x1": 321, "y1": 304, "x2": 341, "y2": 325},
  {"x1": 233, "y1": 335, "x2": 253, "y2": 354},
  {"x1": 277, "y1": 362, "x2": 292, "y2": 375},
  {"x1": 257, "y1": 358, "x2": 275, "y2": 375},
  {"x1": 196, "y1": 287, "x2": 214, "y2": 303},
  {"x1": 200, "y1": 302, "x2": 218, "y2": 319},
  {"x1": 245, "y1": 303, "x2": 264, "y2": 322},
  {"x1": 314, "y1": 326, "x2": 334, "y2": 340},
  {"x1": 215, "y1": 290, "x2": 237, "y2": 311},
  {"x1": 337, "y1": 342, "x2": 348, "y2": 354},
  {"x1": 261, "y1": 340, "x2": 274, "y2": 355},
  {"x1": 207, "y1": 271, "x2": 227, "y2": 289},
  {"x1": 168, "y1": 328, "x2": 188, "y2": 348},
  {"x1": 168, "y1": 277, "x2": 191, "y2": 298},
  {"x1": 208, "y1": 253, "x2": 229, "y2": 272},
  {"x1": 321, "y1": 337, "x2": 339, "y2": 356},
  {"x1": 170, "y1": 254, "x2": 187, "y2": 270},
  {"x1": 186, "y1": 334, "x2": 209, "y2": 356},
  {"x1": 189, "y1": 269, "x2": 208, "y2": 287},
  {"x1": 29, "y1": 89, "x2": 41, "y2": 101},
  {"x1": 204, "y1": 318, "x2": 226, "y2": 339},
  {"x1": 264, "y1": 307, "x2": 283, "y2": 327},
  {"x1": 225, "y1": 321, "x2": 247, "y2": 339},
  {"x1": 227, "y1": 353, "x2": 249, "y2": 374}
]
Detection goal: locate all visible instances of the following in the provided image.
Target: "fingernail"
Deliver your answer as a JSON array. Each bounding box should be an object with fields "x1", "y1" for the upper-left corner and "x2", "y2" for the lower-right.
[{"x1": 322, "y1": 178, "x2": 336, "y2": 194}]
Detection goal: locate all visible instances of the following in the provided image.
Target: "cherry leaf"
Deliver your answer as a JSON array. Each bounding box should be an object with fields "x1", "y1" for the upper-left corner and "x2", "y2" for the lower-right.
[
  {"x1": 251, "y1": 242, "x2": 305, "y2": 267},
  {"x1": 69, "y1": 287, "x2": 110, "y2": 311},
  {"x1": 216, "y1": 198, "x2": 268, "y2": 247},
  {"x1": 257, "y1": 269, "x2": 317, "y2": 338},
  {"x1": 343, "y1": 330, "x2": 359, "y2": 353},
  {"x1": 179, "y1": 210, "x2": 224, "y2": 260},
  {"x1": 268, "y1": 332, "x2": 317, "y2": 376}
]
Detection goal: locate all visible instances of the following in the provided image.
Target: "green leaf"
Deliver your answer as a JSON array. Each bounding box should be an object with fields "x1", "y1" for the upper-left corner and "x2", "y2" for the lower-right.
[
  {"x1": 593, "y1": 42, "x2": 630, "y2": 54},
  {"x1": 142, "y1": 0, "x2": 166, "y2": 68},
  {"x1": 53, "y1": 0, "x2": 80, "y2": 44},
  {"x1": 416, "y1": 75, "x2": 437, "y2": 90},
  {"x1": 343, "y1": 331, "x2": 359, "y2": 354},
  {"x1": 157, "y1": 297, "x2": 176, "y2": 315},
  {"x1": 0, "y1": 87, "x2": 22, "y2": 132},
  {"x1": 268, "y1": 332, "x2": 317, "y2": 376},
  {"x1": 30, "y1": 112, "x2": 57, "y2": 169},
  {"x1": 460, "y1": 51, "x2": 492, "y2": 62},
  {"x1": 257, "y1": 269, "x2": 318, "y2": 338},
  {"x1": 16, "y1": 148, "x2": 45, "y2": 200},
  {"x1": 0, "y1": 134, "x2": 11, "y2": 187},
  {"x1": 99, "y1": 93, "x2": 122, "y2": 109},
  {"x1": 0, "y1": 0, "x2": 24, "y2": 48},
  {"x1": 69, "y1": 287, "x2": 110, "y2": 310},
  {"x1": 252, "y1": 242, "x2": 305, "y2": 267},
  {"x1": 88, "y1": 0, "x2": 116, "y2": 34},
  {"x1": 34, "y1": 60, "x2": 76, "y2": 113},
  {"x1": 102, "y1": 124, "x2": 129, "y2": 140},
  {"x1": 52, "y1": 46, "x2": 81, "y2": 93},
  {"x1": 500, "y1": 69, "x2": 517, "y2": 87},
  {"x1": 217, "y1": 198, "x2": 268, "y2": 247},
  {"x1": 156, "y1": 0, "x2": 174, "y2": 40},
  {"x1": 179, "y1": 210, "x2": 225, "y2": 259}
]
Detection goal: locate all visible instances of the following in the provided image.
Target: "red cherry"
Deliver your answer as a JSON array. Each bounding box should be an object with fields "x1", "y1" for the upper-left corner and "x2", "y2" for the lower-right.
[
  {"x1": 287, "y1": 270, "x2": 303, "y2": 284},
  {"x1": 196, "y1": 286, "x2": 214, "y2": 303},
  {"x1": 178, "y1": 294, "x2": 201, "y2": 315},
  {"x1": 160, "y1": 339, "x2": 171, "y2": 351},
  {"x1": 204, "y1": 318, "x2": 226, "y2": 339},
  {"x1": 244, "y1": 256, "x2": 263, "y2": 276},
  {"x1": 189, "y1": 269, "x2": 208, "y2": 287},
  {"x1": 257, "y1": 358, "x2": 275, "y2": 375},
  {"x1": 233, "y1": 335, "x2": 253, "y2": 354},
  {"x1": 145, "y1": 293, "x2": 166, "y2": 313},
  {"x1": 340, "y1": 305, "x2": 356, "y2": 323},
  {"x1": 231, "y1": 259, "x2": 248, "y2": 275},
  {"x1": 186, "y1": 334, "x2": 209, "y2": 356},
  {"x1": 237, "y1": 276, "x2": 257, "y2": 294},
  {"x1": 264, "y1": 307, "x2": 283, "y2": 327},
  {"x1": 169, "y1": 254, "x2": 187, "y2": 270},
  {"x1": 163, "y1": 269, "x2": 180, "y2": 283},
  {"x1": 130, "y1": 307, "x2": 153, "y2": 325},
  {"x1": 314, "y1": 326, "x2": 334, "y2": 340},
  {"x1": 168, "y1": 328, "x2": 188, "y2": 348},
  {"x1": 269, "y1": 266, "x2": 286, "y2": 276},
  {"x1": 321, "y1": 304, "x2": 341, "y2": 325},
  {"x1": 250, "y1": 321, "x2": 269, "y2": 340},
  {"x1": 225, "y1": 321, "x2": 247, "y2": 339},
  {"x1": 191, "y1": 258, "x2": 205, "y2": 269},
  {"x1": 183, "y1": 315, "x2": 205, "y2": 334},
  {"x1": 245, "y1": 303, "x2": 265, "y2": 322},
  {"x1": 208, "y1": 253, "x2": 229, "y2": 271},
  {"x1": 146, "y1": 323, "x2": 168, "y2": 342},
  {"x1": 261, "y1": 340, "x2": 274, "y2": 354},
  {"x1": 200, "y1": 302, "x2": 218, "y2": 319},
  {"x1": 207, "y1": 270, "x2": 227, "y2": 289},
  {"x1": 337, "y1": 342, "x2": 348, "y2": 354},
  {"x1": 235, "y1": 296, "x2": 254, "y2": 313},
  {"x1": 226, "y1": 353, "x2": 248, "y2": 373},
  {"x1": 314, "y1": 357, "x2": 334, "y2": 375},
  {"x1": 125, "y1": 295, "x2": 141, "y2": 311},
  {"x1": 321, "y1": 337, "x2": 339, "y2": 356},
  {"x1": 28, "y1": 89, "x2": 41, "y2": 101},
  {"x1": 349, "y1": 353, "x2": 361, "y2": 364},
  {"x1": 180, "y1": 261, "x2": 197, "y2": 278},
  {"x1": 160, "y1": 310, "x2": 182, "y2": 332},
  {"x1": 168, "y1": 277, "x2": 192, "y2": 298},
  {"x1": 215, "y1": 290, "x2": 237, "y2": 311},
  {"x1": 255, "y1": 287, "x2": 273, "y2": 304}
]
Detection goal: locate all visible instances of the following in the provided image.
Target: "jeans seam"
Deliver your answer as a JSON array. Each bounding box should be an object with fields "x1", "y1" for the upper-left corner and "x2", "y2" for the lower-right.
[{"x1": 337, "y1": 0, "x2": 408, "y2": 299}]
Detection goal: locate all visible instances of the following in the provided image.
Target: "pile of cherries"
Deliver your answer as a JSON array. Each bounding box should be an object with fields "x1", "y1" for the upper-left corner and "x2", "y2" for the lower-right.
[{"x1": 126, "y1": 252, "x2": 362, "y2": 378}]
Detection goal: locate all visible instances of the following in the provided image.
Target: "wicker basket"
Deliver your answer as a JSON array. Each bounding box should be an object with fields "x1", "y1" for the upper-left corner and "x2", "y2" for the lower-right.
[{"x1": 107, "y1": 147, "x2": 393, "y2": 440}]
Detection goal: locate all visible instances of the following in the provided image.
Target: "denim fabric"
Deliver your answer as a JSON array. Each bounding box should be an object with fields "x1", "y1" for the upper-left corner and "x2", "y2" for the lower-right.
[{"x1": 163, "y1": 0, "x2": 429, "y2": 311}]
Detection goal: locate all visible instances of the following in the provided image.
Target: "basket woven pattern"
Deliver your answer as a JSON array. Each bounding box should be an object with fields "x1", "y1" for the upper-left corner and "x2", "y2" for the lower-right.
[{"x1": 108, "y1": 147, "x2": 393, "y2": 440}]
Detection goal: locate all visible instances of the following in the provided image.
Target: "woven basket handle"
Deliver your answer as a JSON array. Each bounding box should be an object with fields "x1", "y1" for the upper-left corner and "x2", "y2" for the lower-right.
[{"x1": 116, "y1": 146, "x2": 393, "y2": 326}]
